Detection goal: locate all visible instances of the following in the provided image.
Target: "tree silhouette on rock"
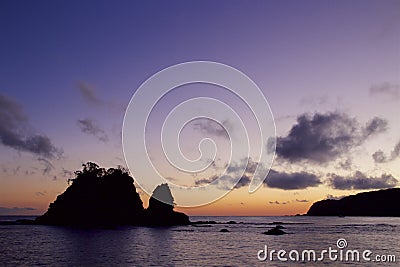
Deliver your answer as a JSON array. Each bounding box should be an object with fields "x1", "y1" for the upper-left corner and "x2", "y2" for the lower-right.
[{"x1": 36, "y1": 162, "x2": 189, "y2": 227}]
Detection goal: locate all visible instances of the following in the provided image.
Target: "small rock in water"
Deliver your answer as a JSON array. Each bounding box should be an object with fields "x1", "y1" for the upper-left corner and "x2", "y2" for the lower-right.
[
  {"x1": 263, "y1": 226, "x2": 287, "y2": 235},
  {"x1": 220, "y1": 228, "x2": 230, "y2": 232}
]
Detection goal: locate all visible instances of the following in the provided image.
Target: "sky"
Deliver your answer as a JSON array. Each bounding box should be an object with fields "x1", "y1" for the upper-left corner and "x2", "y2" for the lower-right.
[{"x1": 0, "y1": 0, "x2": 399, "y2": 216}]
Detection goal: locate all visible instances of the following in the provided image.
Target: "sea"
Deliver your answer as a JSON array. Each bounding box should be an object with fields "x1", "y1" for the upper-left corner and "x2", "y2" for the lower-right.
[{"x1": 0, "y1": 216, "x2": 399, "y2": 266}]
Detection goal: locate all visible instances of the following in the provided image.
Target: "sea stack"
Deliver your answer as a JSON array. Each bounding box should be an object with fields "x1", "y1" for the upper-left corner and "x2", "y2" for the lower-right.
[
  {"x1": 145, "y1": 183, "x2": 190, "y2": 226},
  {"x1": 35, "y1": 162, "x2": 190, "y2": 227}
]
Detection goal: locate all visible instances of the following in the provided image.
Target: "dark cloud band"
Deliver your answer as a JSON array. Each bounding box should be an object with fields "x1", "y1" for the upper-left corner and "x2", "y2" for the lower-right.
[
  {"x1": 274, "y1": 112, "x2": 387, "y2": 164},
  {"x1": 328, "y1": 171, "x2": 398, "y2": 190}
]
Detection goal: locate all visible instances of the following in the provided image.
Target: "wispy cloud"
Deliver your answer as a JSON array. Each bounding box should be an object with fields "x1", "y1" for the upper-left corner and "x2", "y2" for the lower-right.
[
  {"x1": 370, "y1": 82, "x2": 400, "y2": 99},
  {"x1": 268, "y1": 200, "x2": 289, "y2": 205},
  {"x1": 59, "y1": 168, "x2": 73, "y2": 179},
  {"x1": 35, "y1": 191, "x2": 47, "y2": 197},
  {"x1": 37, "y1": 157, "x2": 54, "y2": 175},
  {"x1": 77, "y1": 118, "x2": 108, "y2": 142},
  {"x1": 295, "y1": 199, "x2": 309, "y2": 203},
  {"x1": 77, "y1": 82, "x2": 104, "y2": 106},
  {"x1": 77, "y1": 82, "x2": 124, "y2": 111},
  {"x1": 0, "y1": 94, "x2": 62, "y2": 159},
  {"x1": 192, "y1": 119, "x2": 232, "y2": 138}
]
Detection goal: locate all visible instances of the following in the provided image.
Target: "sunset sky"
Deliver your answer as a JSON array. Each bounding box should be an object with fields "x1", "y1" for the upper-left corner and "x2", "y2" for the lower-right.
[{"x1": 1, "y1": 0, "x2": 400, "y2": 216}]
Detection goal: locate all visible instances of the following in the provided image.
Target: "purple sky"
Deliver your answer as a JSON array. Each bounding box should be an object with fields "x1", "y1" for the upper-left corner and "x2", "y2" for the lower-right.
[{"x1": 0, "y1": 0, "x2": 399, "y2": 215}]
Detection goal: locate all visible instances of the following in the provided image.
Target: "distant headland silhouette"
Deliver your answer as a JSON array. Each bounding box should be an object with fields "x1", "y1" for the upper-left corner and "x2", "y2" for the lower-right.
[
  {"x1": 307, "y1": 188, "x2": 400, "y2": 216},
  {"x1": 35, "y1": 162, "x2": 190, "y2": 227}
]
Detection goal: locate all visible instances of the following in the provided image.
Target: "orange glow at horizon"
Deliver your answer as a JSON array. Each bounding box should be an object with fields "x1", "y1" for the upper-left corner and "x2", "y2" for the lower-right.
[{"x1": 1, "y1": 171, "x2": 382, "y2": 217}]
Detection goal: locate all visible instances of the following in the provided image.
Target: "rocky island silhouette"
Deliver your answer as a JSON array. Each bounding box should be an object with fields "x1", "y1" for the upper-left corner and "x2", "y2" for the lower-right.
[{"x1": 35, "y1": 162, "x2": 190, "y2": 227}]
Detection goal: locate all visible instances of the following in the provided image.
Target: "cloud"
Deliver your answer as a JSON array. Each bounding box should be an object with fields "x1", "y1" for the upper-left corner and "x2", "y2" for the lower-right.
[
  {"x1": 35, "y1": 191, "x2": 46, "y2": 197},
  {"x1": 195, "y1": 168, "x2": 321, "y2": 191},
  {"x1": 372, "y1": 140, "x2": 400, "y2": 163},
  {"x1": 77, "y1": 118, "x2": 108, "y2": 142},
  {"x1": 226, "y1": 158, "x2": 258, "y2": 173},
  {"x1": 77, "y1": 82, "x2": 103, "y2": 106},
  {"x1": 274, "y1": 112, "x2": 387, "y2": 164},
  {"x1": 265, "y1": 170, "x2": 322, "y2": 190},
  {"x1": 325, "y1": 194, "x2": 346, "y2": 200},
  {"x1": 267, "y1": 199, "x2": 310, "y2": 204},
  {"x1": 60, "y1": 168, "x2": 73, "y2": 178},
  {"x1": 194, "y1": 155, "x2": 398, "y2": 193},
  {"x1": 38, "y1": 157, "x2": 54, "y2": 175},
  {"x1": 268, "y1": 201, "x2": 289, "y2": 205},
  {"x1": 217, "y1": 175, "x2": 251, "y2": 190},
  {"x1": 77, "y1": 82, "x2": 124, "y2": 112},
  {"x1": 234, "y1": 175, "x2": 251, "y2": 189},
  {"x1": 338, "y1": 158, "x2": 352, "y2": 170},
  {"x1": 194, "y1": 174, "x2": 250, "y2": 190},
  {"x1": 194, "y1": 175, "x2": 217, "y2": 186},
  {"x1": 370, "y1": 82, "x2": 400, "y2": 99},
  {"x1": 0, "y1": 206, "x2": 36, "y2": 215},
  {"x1": 389, "y1": 141, "x2": 400, "y2": 158},
  {"x1": 372, "y1": 150, "x2": 387, "y2": 163},
  {"x1": 363, "y1": 117, "x2": 387, "y2": 138},
  {"x1": 0, "y1": 94, "x2": 62, "y2": 158},
  {"x1": 192, "y1": 119, "x2": 232, "y2": 138},
  {"x1": 327, "y1": 171, "x2": 398, "y2": 190},
  {"x1": 1, "y1": 166, "x2": 18, "y2": 175},
  {"x1": 295, "y1": 199, "x2": 309, "y2": 203},
  {"x1": 195, "y1": 157, "x2": 322, "y2": 190},
  {"x1": 25, "y1": 170, "x2": 36, "y2": 176},
  {"x1": 195, "y1": 158, "x2": 256, "y2": 189}
]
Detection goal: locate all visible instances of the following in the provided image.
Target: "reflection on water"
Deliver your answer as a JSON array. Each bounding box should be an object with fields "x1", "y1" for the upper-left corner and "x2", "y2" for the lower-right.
[{"x1": 0, "y1": 216, "x2": 399, "y2": 266}]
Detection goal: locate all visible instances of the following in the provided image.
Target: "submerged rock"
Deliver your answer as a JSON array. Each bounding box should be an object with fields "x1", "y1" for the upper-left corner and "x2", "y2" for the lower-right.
[
  {"x1": 220, "y1": 228, "x2": 230, "y2": 232},
  {"x1": 263, "y1": 226, "x2": 287, "y2": 235}
]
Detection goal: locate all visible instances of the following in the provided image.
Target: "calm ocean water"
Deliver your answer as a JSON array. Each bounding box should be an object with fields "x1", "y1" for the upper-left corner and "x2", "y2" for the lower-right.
[{"x1": 0, "y1": 216, "x2": 399, "y2": 266}]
